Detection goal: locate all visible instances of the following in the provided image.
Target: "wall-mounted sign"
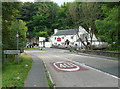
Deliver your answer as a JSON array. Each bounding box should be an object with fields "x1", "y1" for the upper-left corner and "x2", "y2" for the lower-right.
[{"x1": 57, "y1": 37, "x2": 61, "y2": 42}]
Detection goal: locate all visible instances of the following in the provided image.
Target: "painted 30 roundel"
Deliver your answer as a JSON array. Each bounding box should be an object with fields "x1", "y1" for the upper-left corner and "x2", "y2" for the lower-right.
[{"x1": 53, "y1": 61, "x2": 80, "y2": 72}]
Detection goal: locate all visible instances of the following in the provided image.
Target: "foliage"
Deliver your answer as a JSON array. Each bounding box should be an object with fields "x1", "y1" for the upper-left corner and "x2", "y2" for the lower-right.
[
  {"x1": 2, "y1": 2, "x2": 27, "y2": 50},
  {"x1": 36, "y1": 31, "x2": 48, "y2": 39},
  {"x1": 2, "y1": 2, "x2": 119, "y2": 51},
  {"x1": 24, "y1": 48, "x2": 45, "y2": 50},
  {"x1": 95, "y1": 5, "x2": 119, "y2": 51},
  {"x1": 20, "y1": 2, "x2": 59, "y2": 39},
  {"x1": 10, "y1": 20, "x2": 28, "y2": 49}
]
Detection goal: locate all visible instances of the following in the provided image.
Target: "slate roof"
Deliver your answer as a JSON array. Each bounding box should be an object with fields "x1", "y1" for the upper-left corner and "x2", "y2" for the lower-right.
[{"x1": 53, "y1": 29, "x2": 78, "y2": 36}]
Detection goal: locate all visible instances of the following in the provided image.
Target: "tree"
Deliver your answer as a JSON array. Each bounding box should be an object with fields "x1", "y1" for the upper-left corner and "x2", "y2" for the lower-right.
[
  {"x1": 95, "y1": 4, "x2": 119, "y2": 51},
  {"x1": 10, "y1": 20, "x2": 28, "y2": 49},
  {"x1": 2, "y1": 2, "x2": 22, "y2": 50},
  {"x1": 63, "y1": 2, "x2": 91, "y2": 49},
  {"x1": 81, "y1": 2, "x2": 101, "y2": 49},
  {"x1": 23, "y1": 2, "x2": 59, "y2": 39},
  {"x1": 19, "y1": 2, "x2": 35, "y2": 22},
  {"x1": 36, "y1": 31, "x2": 49, "y2": 41}
]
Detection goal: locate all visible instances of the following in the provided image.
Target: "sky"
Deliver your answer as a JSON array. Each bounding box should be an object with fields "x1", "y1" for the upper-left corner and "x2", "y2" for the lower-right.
[
  {"x1": 52, "y1": 0, "x2": 74, "y2": 6},
  {"x1": 20, "y1": 0, "x2": 74, "y2": 6}
]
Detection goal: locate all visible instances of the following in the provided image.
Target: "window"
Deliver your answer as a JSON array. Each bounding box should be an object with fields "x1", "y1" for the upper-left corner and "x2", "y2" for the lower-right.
[
  {"x1": 61, "y1": 42, "x2": 64, "y2": 45},
  {"x1": 71, "y1": 36, "x2": 73, "y2": 39},
  {"x1": 55, "y1": 37, "x2": 56, "y2": 40},
  {"x1": 54, "y1": 43, "x2": 57, "y2": 45}
]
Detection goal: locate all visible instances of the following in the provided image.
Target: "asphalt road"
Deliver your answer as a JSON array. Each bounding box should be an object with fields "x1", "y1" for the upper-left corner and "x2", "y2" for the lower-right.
[{"x1": 25, "y1": 48, "x2": 119, "y2": 87}]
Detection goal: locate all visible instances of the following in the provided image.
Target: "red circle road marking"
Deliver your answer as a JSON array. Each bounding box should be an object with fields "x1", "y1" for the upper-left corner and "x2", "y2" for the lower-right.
[{"x1": 51, "y1": 61, "x2": 88, "y2": 72}]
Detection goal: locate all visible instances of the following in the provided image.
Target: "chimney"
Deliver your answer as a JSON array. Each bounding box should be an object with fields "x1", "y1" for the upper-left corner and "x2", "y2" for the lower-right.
[
  {"x1": 79, "y1": 26, "x2": 82, "y2": 31},
  {"x1": 54, "y1": 29, "x2": 58, "y2": 34}
]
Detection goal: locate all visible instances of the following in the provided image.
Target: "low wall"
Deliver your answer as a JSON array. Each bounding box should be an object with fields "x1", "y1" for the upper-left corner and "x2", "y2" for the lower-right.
[{"x1": 78, "y1": 50, "x2": 120, "y2": 59}]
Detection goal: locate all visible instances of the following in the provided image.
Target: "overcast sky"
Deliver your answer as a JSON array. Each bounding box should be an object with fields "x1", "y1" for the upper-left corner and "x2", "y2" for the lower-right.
[
  {"x1": 52, "y1": 0, "x2": 74, "y2": 6},
  {"x1": 20, "y1": 0, "x2": 74, "y2": 6}
]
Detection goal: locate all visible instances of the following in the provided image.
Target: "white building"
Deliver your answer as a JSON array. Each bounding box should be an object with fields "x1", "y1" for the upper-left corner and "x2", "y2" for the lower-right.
[
  {"x1": 39, "y1": 37, "x2": 52, "y2": 48},
  {"x1": 39, "y1": 37, "x2": 46, "y2": 48},
  {"x1": 50, "y1": 26, "x2": 101, "y2": 48}
]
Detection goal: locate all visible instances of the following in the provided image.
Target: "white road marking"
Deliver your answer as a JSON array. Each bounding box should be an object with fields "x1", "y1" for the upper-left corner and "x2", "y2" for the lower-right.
[
  {"x1": 53, "y1": 62, "x2": 80, "y2": 71},
  {"x1": 55, "y1": 55, "x2": 59, "y2": 57},
  {"x1": 64, "y1": 58, "x2": 119, "y2": 79},
  {"x1": 43, "y1": 61, "x2": 55, "y2": 87}
]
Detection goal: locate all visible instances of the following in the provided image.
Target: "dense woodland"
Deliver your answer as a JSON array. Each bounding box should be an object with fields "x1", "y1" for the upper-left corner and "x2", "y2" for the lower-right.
[{"x1": 2, "y1": 2, "x2": 120, "y2": 51}]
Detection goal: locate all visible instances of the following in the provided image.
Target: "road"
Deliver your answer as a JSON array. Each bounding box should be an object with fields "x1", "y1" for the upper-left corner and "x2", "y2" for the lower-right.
[{"x1": 25, "y1": 48, "x2": 119, "y2": 87}]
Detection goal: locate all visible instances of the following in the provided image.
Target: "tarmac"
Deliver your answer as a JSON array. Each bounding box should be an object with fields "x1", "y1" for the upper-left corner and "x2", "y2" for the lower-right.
[{"x1": 24, "y1": 49, "x2": 119, "y2": 88}]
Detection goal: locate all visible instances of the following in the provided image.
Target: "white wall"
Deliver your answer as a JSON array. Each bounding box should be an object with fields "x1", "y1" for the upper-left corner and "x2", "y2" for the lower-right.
[
  {"x1": 50, "y1": 35, "x2": 77, "y2": 46},
  {"x1": 39, "y1": 42, "x2": 44, "y2": 47},
  {"x1": 45, "y1": 42, "x2": 52, "y2": 48},
  {"x1": 50, "y1": 26, "x2": 103, "y2": 47},
  {"x1": 39, "y1": 37, "x2": 45, "y2": 41}
]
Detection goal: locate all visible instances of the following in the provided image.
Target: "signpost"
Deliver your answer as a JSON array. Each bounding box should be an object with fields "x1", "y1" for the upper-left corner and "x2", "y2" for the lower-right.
[
  {"x1": 4, "y1": 50, "x2": 20, "y2": 54},
  {"x1": 4, "y1": 50, "x2": 20, "y2": 63}
]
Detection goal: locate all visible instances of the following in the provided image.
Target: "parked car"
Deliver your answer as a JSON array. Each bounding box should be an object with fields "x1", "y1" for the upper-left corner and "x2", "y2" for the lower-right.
[{"x1": 26, "y1": 43, "x2": 34, "y2": 48}]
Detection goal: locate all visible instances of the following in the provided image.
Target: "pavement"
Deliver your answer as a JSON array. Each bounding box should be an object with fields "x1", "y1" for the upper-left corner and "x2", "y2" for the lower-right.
[
  {"x1": 24, "y1": 48, "x2": 119, "y2": 88},
  {"x1": 24, "y1": 53, "x2": 49, "y2": 87}
]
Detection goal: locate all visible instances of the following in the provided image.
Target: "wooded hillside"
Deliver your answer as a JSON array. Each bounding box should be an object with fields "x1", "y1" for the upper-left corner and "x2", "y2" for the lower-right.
[{"x1": 2, "y1": 2, "x2": 119, "y2": 51}]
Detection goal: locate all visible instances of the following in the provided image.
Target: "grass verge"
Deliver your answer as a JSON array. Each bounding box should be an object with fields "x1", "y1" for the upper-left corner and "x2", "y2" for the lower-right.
[
  {"x1": 46, "y1": 74, "x2": 55, "y2": 89},
  {"x1": 2, "y1": 53, "x2": 33, "y2": 88},
  {"x1": 24, "y1": 48, "x2": 45, "y2": 50}
]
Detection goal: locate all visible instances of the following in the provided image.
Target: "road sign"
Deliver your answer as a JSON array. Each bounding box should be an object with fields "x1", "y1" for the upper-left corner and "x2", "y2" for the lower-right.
[
  {"x1": 4, "y1": 50, "x2": 20, "y2": 54},
  {"x1": 4, "y1": 50, "x2": 20, "y2": 64},
  {"x1": 16, "y1": 34, "x2": 19, "y2": 38},
  {"x1": 51, "y1": 61, "x2": 88, "y2": 72}
]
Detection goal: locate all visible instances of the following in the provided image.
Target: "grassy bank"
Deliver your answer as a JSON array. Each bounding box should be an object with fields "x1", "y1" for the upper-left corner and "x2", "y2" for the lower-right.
[
  {"x1": 2, "y1": 53, "x2": 33, "y2": 88},
  {"x1": 24, "y1": 48, "x2": 44, "y2": 50}
]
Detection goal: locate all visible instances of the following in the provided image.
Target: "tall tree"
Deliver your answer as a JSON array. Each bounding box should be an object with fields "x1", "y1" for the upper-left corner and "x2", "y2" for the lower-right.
[
  {"x1": 10, "y1": 20, "x2": 28, "y2": 49},
  {"x1": 2, "y1": 2, "x2": 22, "y2": 50},
  {"x1": 95, "y1": 4, "x2": 119, "y2": 51},
  {"x1": 81, "y1": 2, "x2": 102, "y2": 49},
  {"x1": 21, "y1": 2, "x2": 59, "y2": 40}
]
